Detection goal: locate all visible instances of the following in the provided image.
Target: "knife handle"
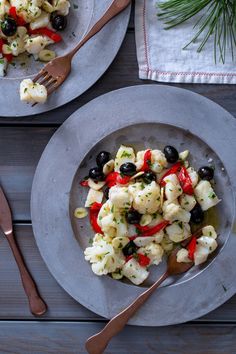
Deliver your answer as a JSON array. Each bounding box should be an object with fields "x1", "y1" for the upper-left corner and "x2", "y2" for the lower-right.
[{"x1": 6, "y1": 230, "x2": 47, "y2": 316}]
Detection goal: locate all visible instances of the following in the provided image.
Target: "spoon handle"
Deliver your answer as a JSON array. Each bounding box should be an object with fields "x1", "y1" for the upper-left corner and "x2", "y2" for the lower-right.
[
  {"x1": 85, "y1": 271, "x2": 169, "y2": 354},
  {"x1": 6, "y1": 231, "x2": 47, "y2": 316}
]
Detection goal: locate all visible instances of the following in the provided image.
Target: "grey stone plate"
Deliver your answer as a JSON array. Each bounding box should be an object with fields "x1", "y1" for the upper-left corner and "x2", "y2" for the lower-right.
[
  {"x1": 31, "y1": 85, "x2": 236, "y2": 326},
  {"x1": 0, "y1": 0, "x2": 130, "y2": 117}
]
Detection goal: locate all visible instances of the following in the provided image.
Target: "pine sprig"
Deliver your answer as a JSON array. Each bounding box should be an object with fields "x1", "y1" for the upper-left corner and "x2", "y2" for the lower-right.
[{"x1": 157, "y1": 0, "x2": 236, "y2": 63}]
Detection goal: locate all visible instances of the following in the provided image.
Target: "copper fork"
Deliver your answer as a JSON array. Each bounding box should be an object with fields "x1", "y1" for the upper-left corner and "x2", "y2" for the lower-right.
[
  {"x1": 85, "y1": 231, "x2": 204, "y2": 354},
  {"x1": 32, "y1": 0, "x2": 131, "y2": 99}
]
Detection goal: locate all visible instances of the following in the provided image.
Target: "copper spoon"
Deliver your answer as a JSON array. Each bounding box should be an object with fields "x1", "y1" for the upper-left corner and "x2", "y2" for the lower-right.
[
  {"x1": 0, "y1": 186, "x2": 47, "y2": 316},
  {"x1": 85, "y1": 246, "x2": 194, "y2": 354},
  {"x1": 32, "y1": 0, "x2": 131, "y2": 100}
]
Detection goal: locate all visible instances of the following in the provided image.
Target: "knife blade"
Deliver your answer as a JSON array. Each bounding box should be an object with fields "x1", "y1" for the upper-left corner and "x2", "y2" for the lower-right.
[
  {"x1": 0, "y1": 186, "x2": 13, "y2": 236},
  {"x1": 0, "y1": 185, "x2": 47, "y2": 316}
]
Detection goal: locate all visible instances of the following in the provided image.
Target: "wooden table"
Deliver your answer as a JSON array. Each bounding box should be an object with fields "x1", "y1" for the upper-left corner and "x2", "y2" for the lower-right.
[{"x1": 0, "y1": 6, "x2": 236, "y2": 354}]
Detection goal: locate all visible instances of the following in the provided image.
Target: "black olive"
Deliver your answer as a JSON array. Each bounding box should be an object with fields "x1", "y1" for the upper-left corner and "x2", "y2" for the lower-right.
[
  {"x1": 104, "y1": 187, "x2": 110, "y2": 200},
  {"x1": 51, "y1": 14, "x2": 67, "y2": 31},
  {"x1": 190, "y1": 204, "x2": 204, "y2": 224},
  {"x1": 126, "y1": 210, "x2": 142, "y2": 224},
  {"x1": 198, "y1": 166, "x2": 214, "y2": 181},
  {"x1": 89, "y1": 167, "x2": 104, "y2": 182},
  {"x1": 96, "y1": 151, "x2": 110, "y2": 167},
  {"x1": 120, "y1": 162, "x2": 137, "y2": 176},
  {"x1": 1, "y1": 17, "x2": 17, "y2": 37},
  {"x1": 164, "y1": 145, "x2": 179, "y2": 163},
  {"x1": 122, "y1": 241, "x2": 138, "y2": 257},
  {"x1": 142, "y1": 171, "x2": 156, "y2": 184}
]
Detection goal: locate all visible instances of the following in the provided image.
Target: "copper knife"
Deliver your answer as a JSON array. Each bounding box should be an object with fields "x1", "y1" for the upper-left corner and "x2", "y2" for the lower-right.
[{"x1": 0, "y1": 186, "x2": 47, "y2": 316}]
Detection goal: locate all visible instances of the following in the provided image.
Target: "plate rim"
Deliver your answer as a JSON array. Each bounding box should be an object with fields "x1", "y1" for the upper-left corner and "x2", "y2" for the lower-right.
[
  {"x1": 0, "y1": 1, "x2": 131, "y2": 117},
  {"x1": 31, "y1": 84, "x2": 236, "y2": 326}
]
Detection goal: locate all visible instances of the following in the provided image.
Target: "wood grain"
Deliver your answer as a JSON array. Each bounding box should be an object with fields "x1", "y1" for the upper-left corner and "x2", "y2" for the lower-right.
[
  {"x1": 0, "y1": 322, "x2": 235, "y2": 354},
  {"x1": 0, "y1": 224, "x2": 235, "y2": 322}
]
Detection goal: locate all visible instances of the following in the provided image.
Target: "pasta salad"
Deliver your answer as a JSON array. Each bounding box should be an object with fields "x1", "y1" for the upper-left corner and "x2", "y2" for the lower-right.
[
  {"x1": 75, "y1": 144, "x2": 221, "y2": 285},
  {"x1": 0, "y1": 0, "x2": 70, "y2": 78}
]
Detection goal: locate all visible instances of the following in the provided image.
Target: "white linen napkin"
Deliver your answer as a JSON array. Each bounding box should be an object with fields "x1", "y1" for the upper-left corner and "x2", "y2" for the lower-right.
[{"x1": 135, "y1": 0, "x2": 236, "y2": 84}]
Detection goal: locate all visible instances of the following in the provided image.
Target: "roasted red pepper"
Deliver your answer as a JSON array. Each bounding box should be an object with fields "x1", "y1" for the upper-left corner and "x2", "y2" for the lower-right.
[
  {"x1": 125, "y1": 255, "x2": 133, "y2": 263},
  {"x1": 105, "y1": 172, "x2": 130, "y2": 187},
  {"x1": 187, "y1": 236, "x2": 197, "y2": 261},
  {"x1": 178, "y1": 166, "x2": 194, "y2": 195},
  {"x1": 9, "y1": 6, "x2": 26, "y2": 25},
  {"x1": 140, "y1": 150, "x2": 152, "y2": 171},
  {"x1": 80, "y1": 179, "x2": 89, "y2": 187},
  {"x1": 135, "y1": 220, "x2": 169, "y2": 236},
  {"x1": 89, "y1": 202, "x2": 103, "y2": 234},
  {"x1": 137, "y1": 254, "x2": 150, "y2": 267},
  {"x1": 0, "y1": 38, "x2": 4, "y2": 52},
  {"x1": 105, "y1": 172, "x2": 119, "y2": 188},
  {"x1": 159, "y1": 161, "x2": 182, "y2": 187},
  {"x1": 28, "y1": 27, "x2": 62, "y2": 42},
  {"x1": 4, "y1": 53, "x2": 13, "y2": 62},
  {"x1": 116, "y1": 174, "x2": 131, "y2": 185}
]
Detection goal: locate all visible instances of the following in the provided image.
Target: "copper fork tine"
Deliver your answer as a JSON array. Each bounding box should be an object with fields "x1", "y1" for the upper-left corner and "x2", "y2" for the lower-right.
[{"x1": 31, "y1": 0, "x2": 131, "y2": 104}]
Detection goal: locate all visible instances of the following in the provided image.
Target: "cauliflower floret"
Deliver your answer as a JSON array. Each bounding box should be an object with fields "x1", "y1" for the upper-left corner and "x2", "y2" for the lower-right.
[
  {"x1": 151, "y1": 150, "x2": 168, "y2": 173},
  {"x1": 166, "y1": 221, "x2": 191, "y2": 242},
  {"x1": 9, "y1": 37, "x2": 26, "y2": 56},
  {"x1": 112, "y1": 236, "x2": 130, "y2": 250},
  {"x1": 0, "y1": 0, "x2": 10, "y2": 19},
  {"x1": 135, "y1": 149, "x2": 167, "y2": 173},
  {"x1": 193, "y1": 235, "x2": 218, "y2": 266},
  {"x1": 25, "y1": 35, "x2": 53, "y2": 56},
  {"x1": 84, "y1": 239, "x2": 125, "y2": 276},
  {"x1": 122, "y1": 258, "x2": 149, "y2": 285},
  {"x1": 113, "y1": 210, "x2": 128, "y2": 238},
  {"x1": 20, "y1": 78, "x2": 47, "y2": 104},
  {"x1": 11, "y1": 0, "x2": 42, "y2": 22},
  {"x1": 138, "y1": 243, "x2": 164, "y2": 265},
  {"x1": 197, "y1": 236, "x2": 218, "y2": 253},
  {"x1": 179, "y1": 194, "x2": 197, "y2": 212},
  {"x1": 163, "y1": 202, "x2": 191, "y2": 223},
  {"x1": 29, "y1": 10, "x2": 50, "y2": 30},
  {"x1": 129, "y1": 181, "x2": 160, "y2": 214},
  {"x1": 187, "y1": 167, "x2": 198, "y2": 187},
  {"x1": 53, "y1": 0, "x2": 70, "y2": 15},
  {"x1": 97, "y1": 201, "x2": 116, "y2": 237},
  {"x1": 109, "y1": 185, "x2": 132, "y2": 209},
  {"x1": 98, "y1": 200, "x2": 128, "y2": 238},
  {"x1": 194, "y1": 244, "x2": 209, "y2": 266},
  {"x1": 164, "y1": 174, "x2": 182, "y2": 202},
  {"x1": 85, "y1": 188, "x2": 103, "y2": 207},
  {"x1": 194, "y1": 180, "x2": 221, "y2": 211},
  {"x1": 176, "y1": 248, "x2": 191, "y2": 263},
  {"x1": 0, "y1": 57, "x2": 8, "y2": 77},
  {"x1": 202, "y1": 225, "x2": 217, "y2": 239},
  {"x1": 114, "y1": 145, "x2": 135, "y2": 171},
  {"x1": 161, "y1": 234, "x2": 174, "y2": 252}
]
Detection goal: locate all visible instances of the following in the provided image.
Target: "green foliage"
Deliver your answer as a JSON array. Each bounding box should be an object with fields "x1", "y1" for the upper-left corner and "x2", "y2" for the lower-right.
[{"x1": 157, "y1": 0, "x2": 236, "y2": 63}]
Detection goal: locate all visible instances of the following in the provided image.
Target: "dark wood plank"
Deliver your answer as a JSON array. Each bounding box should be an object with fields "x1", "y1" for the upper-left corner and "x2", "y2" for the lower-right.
[
  {"x1": 0, "y1": 321, "x2": 235, "y2": 354},
  {"x1": 0, "y1": 31, "x2": 235, "y2": 124},
  {"x1": 0, "y1": 224, "x2": 236, "y2": 322},
  {"x1": 0, "y1": 127, "x2": 56, "y2": 221}
]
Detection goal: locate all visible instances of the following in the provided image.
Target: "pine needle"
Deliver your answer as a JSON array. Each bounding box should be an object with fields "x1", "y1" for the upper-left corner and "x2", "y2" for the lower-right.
[{"x1": 157, "y1": 0, "x2": 236, "y2": 63}]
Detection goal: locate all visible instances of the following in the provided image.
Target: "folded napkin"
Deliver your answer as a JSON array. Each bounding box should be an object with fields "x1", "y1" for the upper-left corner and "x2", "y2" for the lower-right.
[{"x1": 135, "y1": 0, "x2": 236, "y2": 84}]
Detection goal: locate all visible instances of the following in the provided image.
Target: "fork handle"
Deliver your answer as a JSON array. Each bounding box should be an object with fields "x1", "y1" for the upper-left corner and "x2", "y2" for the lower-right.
[
  {"x1": 85, "y1": 271, "x2": 169, "y2": 354},
  {"x1": 68, "y1": 0, "x2": 131, "y2": 58},
  {"x1": 5, "y1": 230, "x2": 47, "y2": 316}
]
